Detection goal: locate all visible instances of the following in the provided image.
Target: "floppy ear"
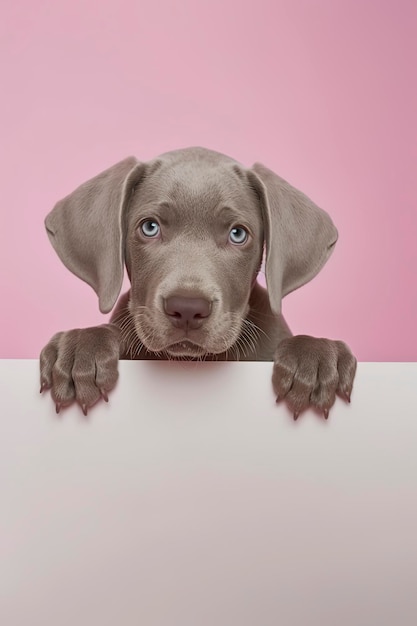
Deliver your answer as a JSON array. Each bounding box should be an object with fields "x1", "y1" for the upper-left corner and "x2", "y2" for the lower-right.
[
  {"x1": 248, "y1": 163, "x2": 338, "y2": 315},
  {"x1": 45, "y1": 157, "x2": 145, "y2": 314}
]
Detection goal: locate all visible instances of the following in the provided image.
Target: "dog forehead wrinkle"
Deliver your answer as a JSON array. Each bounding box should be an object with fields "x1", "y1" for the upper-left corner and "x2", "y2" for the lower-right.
[{"x1": 166, "y1": 171, "x2": 223, "y2": 206}]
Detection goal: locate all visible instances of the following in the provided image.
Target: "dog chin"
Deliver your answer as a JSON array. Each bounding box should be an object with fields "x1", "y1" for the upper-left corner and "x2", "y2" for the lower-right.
[{"x1": 164, "y1": 340, "x2": 207, "y2": 358}]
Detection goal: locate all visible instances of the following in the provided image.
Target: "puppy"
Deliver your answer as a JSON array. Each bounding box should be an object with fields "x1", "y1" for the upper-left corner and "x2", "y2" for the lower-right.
[{"x1": 40, "y1": 147, "x2": 356, "y2": 418}]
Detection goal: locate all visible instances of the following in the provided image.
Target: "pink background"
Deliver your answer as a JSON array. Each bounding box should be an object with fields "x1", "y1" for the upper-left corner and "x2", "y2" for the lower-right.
[{"x1": 1, "y1": 0, "x2": 416, "y2": 360}]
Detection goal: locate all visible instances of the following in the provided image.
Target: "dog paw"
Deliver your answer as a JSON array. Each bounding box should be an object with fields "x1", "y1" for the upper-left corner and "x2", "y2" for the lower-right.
[
  {"x1": 272, "y1": 335, "x2": 357, "y2": 420},
  {"x1": 40, "y1": 324, "x2": 121, "y2": 415}
]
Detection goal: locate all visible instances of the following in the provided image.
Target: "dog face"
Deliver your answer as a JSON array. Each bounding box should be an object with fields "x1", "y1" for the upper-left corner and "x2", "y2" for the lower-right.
[
  {"x1": 45, "y1": 147, "x2": 338, "y2": 358},
  {"x1": 125, "y1": 154, "x2": 264, "y2": 356}
]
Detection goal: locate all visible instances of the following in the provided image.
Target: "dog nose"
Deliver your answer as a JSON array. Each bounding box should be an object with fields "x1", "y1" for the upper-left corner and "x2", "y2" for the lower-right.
[{"x1": 164, "y1": 296, "x2": 211, "y2": 329}]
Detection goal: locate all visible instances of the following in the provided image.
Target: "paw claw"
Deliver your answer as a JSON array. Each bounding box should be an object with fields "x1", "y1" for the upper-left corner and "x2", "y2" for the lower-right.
[
  {"x1": 293, "y1": 410, "x2": 300, "y2": 421},
  {"x1": 40, "y1": 381, "x2": 49, "y2": 394},
  {"x1": 81, "y1": 403, "x2": 88, "y2": 416},
  {"x1": 323, "y1": 408, "x2": 330, "y2": 419},
  {"x1": 100, "y1": 389, "x2": 109, "y2": 402},
  {"x1": 55, "y1": 402, "x2": 62, "y2": 414}
]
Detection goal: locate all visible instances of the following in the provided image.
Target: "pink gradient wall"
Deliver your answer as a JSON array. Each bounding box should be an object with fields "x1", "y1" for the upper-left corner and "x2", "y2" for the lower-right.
[{"x1": 1, "y1": 0, "x2": 416, "y2": 360}]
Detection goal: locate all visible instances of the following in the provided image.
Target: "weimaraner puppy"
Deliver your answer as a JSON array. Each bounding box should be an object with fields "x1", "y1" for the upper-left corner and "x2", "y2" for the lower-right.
[{"x1": 40, "y1": 147, "x2": 356, "y2": 418}]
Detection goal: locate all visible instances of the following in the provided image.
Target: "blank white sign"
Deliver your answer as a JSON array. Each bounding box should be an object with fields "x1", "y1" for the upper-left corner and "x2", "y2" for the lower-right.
[{"x1": 1, "y1": 360, "x2": 416, "y2": 626}]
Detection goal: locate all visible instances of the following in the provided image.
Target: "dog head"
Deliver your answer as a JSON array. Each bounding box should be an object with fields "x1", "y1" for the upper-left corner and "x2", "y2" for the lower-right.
[{"x1": 45, "y1": 147, "x2": 337, "y2": 357}]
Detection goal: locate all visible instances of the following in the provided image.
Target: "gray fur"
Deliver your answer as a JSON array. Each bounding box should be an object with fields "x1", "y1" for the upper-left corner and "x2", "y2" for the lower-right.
[{"x1": 40, "y1": 147, "x2": 356, "y2": 419}]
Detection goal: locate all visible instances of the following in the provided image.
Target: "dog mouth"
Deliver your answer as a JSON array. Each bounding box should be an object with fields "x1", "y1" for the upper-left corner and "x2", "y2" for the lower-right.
[{"x1": 165, "y1": 340, "x2": 207, "y2": 357}]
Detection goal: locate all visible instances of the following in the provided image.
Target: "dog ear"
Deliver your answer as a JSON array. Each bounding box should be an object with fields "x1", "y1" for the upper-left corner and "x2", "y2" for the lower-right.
[
  {"x1": 45, "y1": 157, "x2": 145, "y2": 314},
  {"x1": 247, "y1": 163, "x2": 338, "y2": 315}
]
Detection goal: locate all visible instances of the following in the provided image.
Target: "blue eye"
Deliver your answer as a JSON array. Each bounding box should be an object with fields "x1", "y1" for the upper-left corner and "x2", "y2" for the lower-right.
[
  {"x1": 140, "y1": 220, "x2": 160, "y2": 238},
  {"x1": 229, "y1": 226, "x2": 248, "y2": 245}
]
